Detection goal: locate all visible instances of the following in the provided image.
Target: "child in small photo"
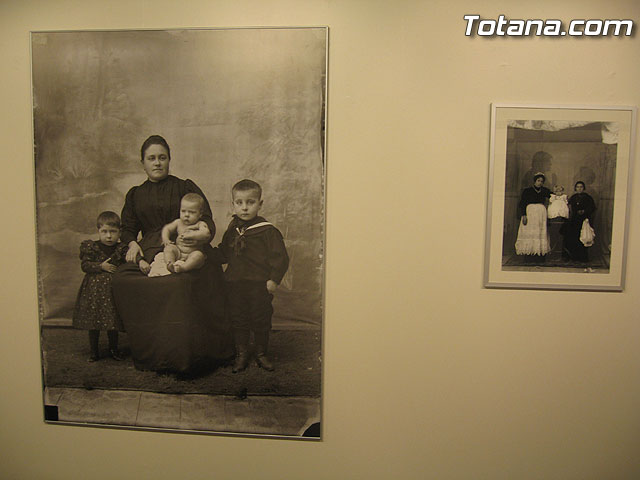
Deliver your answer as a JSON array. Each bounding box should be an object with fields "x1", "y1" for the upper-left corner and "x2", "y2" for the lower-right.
[
  {"x1": 548, "y1": 185, "x2": 569, "y2": 219},
  {"x1": 72, "y1": 211, "x2": 128, "y2": 362},
  {"x1": 161, "y1": 193, "x2": 210, "y2": 273},
  {"x1": 218, "y1": 179, "x2": 289, "y2": 373}
]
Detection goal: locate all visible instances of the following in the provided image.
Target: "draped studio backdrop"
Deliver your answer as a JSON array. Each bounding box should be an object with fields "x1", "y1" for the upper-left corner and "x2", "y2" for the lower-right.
[
  {"x1": 502, "y1": 121, "x2": 617, "y2": 268},
  {"x1": 32, "y1": 28, "x2": 327, "y2": 329}
]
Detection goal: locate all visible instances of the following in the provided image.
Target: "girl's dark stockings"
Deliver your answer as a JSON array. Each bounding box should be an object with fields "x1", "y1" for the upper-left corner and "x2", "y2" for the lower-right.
[
  {"x1": 88, "y1": 330, "x2": 99, "y2": 362},
  {"x1": 87, "y1": 330, "x2": 122, "y2": 361}
]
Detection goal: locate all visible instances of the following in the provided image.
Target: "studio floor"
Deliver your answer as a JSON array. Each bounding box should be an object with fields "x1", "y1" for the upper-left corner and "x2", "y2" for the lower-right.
[
  {"x1": 501, "y1": 251, "x2": 610, "y2": 273},
  {"x1": 44, "y1": 386, "x2": 321, "y2": 438}
]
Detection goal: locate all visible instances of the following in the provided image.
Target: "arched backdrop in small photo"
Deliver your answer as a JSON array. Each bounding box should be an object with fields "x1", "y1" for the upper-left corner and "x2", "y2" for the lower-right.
[{"x1": 31, "y1": 28, "x2": 327, "y2": 328}]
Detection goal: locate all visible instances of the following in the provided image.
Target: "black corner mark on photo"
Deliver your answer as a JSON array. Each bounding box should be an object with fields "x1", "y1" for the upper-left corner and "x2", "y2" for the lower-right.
[
  {"x1": 234, "y1": 387, "x2": 248, "y2": 400},
  {"x1": 302, "y1": 422, "x2": 321, "y2": 438},
  {"x1": 44, "y1": 405, "x2": 59, "y2": 421}
]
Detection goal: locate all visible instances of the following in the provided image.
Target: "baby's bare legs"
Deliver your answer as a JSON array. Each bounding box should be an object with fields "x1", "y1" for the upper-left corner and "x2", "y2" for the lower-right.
[
  {"x1": 173, "y1": 250, "x2": 205, "y2": 273},
  {"x1": 163, "y1": 244, "x2": 181, "y2": 272}
]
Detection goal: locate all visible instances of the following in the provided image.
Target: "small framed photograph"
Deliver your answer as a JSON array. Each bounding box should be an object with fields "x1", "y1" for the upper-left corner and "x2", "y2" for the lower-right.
[
  {"x1": 32, "y1": 26, "x2": 327, "y2": 439},
  {"x1": 484, "y1": 103, "x2": 636, "y2": 291}
]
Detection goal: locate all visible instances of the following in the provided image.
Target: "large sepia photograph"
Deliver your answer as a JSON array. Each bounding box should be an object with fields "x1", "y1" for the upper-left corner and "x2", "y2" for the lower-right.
[
  {"x1": 32, "y1": 27, "x2": 327, "y2": 438},
  {"x1": 484, "y1": 104, "x2": 635, "y2": 291}
]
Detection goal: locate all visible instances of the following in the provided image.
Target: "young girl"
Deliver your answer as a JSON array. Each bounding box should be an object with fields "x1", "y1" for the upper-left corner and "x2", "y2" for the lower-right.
[
  {"x1": 547, "y1": 185, "x2": 569, "y2": 219},
  {"x1": 72, "y1": 211, "x2": 128, "y2": 362}
]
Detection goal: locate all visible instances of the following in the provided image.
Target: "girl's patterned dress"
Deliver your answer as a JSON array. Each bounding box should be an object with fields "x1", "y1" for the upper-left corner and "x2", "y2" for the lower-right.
[{"x1": 72, "y1": 240, "x2": 128, "y2": 331}]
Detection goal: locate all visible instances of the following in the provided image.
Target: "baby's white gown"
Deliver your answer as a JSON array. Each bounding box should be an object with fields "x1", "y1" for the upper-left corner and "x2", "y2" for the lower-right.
[{"x1": 547, "y1": 194, "x2": 569, "y2": 219}]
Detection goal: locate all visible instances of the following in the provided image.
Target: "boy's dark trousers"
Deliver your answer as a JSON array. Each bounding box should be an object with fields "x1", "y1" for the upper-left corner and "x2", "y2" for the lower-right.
[{"x1": 227, "y1": 281, "x2": 274, "y2": 371}]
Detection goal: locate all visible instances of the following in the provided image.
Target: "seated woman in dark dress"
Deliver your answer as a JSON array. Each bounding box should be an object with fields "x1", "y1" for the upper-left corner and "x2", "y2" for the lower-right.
[
  {"x1": 112, "y1": 135, "x2": 232, "y2": 372},
  {"x1": 561, "y1": 180, "x2": 597, "y2": 263}
]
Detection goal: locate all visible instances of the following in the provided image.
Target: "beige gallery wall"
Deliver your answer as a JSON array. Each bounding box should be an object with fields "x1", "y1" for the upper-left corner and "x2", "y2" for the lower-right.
[{"x1": 1, "y1": 0, "x2": 639, "y2": 478}]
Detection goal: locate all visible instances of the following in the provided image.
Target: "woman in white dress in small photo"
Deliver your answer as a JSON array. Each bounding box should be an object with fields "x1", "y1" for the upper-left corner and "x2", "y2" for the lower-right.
[{"x1": 515, "y1": 172, "x2": 551, "y2": 263}]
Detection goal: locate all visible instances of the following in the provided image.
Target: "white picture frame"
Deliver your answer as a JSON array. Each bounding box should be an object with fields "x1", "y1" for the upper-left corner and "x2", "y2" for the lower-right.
[{"x1": 484, "y1": 103, "x2": 636, "y2": 291}]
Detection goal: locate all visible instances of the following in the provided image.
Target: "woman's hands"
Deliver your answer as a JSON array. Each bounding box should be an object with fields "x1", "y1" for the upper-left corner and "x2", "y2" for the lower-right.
[
  {"x1": 125, "y1": 241, "x2": 150, "y2": 274},
  {"x1": 101, "y1": 258, "x2": 116, "y2": 273},
  {"x1": 178, "y1": 230, "x2": 197, "y2": 246},
  {"x1": 179, "y1": 223, "x2": 210, "y2": 246},
  {"x1": 522, "y1": 215, "x2": 528, "y2": 226},
  {"x1": 126, "y1": 241, "x2": 143, "y2": 263},
  {"x1": 138, "y1": 259, "x2": 151, "y2": 275},
  {"x1": 266, "y1": 280, "x2": 277, "y2": 294},
  {"x1": 178, "y1": 230, "x2": 205, "y2": 247}
]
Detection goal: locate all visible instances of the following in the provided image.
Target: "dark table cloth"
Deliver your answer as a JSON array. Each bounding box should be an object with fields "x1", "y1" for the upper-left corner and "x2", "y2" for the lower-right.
[{"x1": 113, "y1": 254, "x2": 232, "y2": 373}]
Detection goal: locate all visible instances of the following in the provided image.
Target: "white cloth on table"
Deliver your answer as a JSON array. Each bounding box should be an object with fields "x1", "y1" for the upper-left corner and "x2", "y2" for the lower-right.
[{"x1": 148, "y1": 252, "x2": 172, "y2": 277}]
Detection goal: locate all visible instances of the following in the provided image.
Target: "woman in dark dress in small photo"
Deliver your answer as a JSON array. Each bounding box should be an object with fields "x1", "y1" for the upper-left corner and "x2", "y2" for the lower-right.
[
  {"x1": 561, "y1": 180, "x2": 597, "y2": 264},
  {"x1": 112, "y1": 135, "x2": 232, "y2": 373},
  {"x1": 515, "y1": 172, "x2": 551, "y2": 262}
]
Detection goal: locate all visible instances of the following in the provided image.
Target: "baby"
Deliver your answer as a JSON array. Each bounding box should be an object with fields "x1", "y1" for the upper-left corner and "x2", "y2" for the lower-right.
[
  {"x1": 161, "y1": 193, "x2": 210, "y2": 273},
  {"x1": 548, "y1": 185, "x2": 569, "y2": 219}
]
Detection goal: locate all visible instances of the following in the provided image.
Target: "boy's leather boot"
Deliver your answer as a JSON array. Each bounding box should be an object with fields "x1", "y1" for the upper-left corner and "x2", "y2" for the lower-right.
[
  {"x1": 107, "y1": 330, "x2": 123, "y2": 361},
  {"x1": 232, "y1": 329, "x2": 250, "y2": 373},
  {"x1": 254, "y1": 331, "x2": 274, "y2": 371}
]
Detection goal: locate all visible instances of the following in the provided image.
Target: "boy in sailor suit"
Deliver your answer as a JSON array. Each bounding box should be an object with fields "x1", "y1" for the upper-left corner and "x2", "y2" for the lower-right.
[{"x1": 218, "y1": 179, "x2": 289, "y2": 373}]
